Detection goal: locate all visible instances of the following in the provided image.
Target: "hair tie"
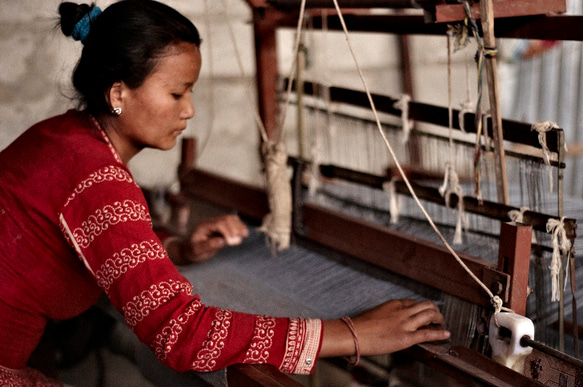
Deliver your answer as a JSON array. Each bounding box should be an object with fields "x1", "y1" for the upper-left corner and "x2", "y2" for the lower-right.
[{"x1": 72, "y1": 6, "x2": 102, "y2": 43}]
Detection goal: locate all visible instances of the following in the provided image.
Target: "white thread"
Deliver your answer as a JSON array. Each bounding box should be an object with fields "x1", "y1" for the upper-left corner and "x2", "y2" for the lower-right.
[
  {"x1": 546, "y1": 217, "x2": 571, "y2": 302},
  {"x1": 393, "y1": 94, "x2": 413, "y2": 144},
  {"x1": 439, "y1": 163, "x2": 467, "y2": 245},
  {"x1": 383, "y1": 180, "x2": 402, "y2": 224},
  {"x1": 531, "y1": 121, "x2": 559, "y2": 194},
  {"x1": 329, "y1": 0, "x2": 509, "y2": 314}
]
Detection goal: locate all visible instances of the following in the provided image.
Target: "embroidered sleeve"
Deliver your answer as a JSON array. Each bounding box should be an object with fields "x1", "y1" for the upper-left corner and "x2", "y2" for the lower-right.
[{"x1": 58, "y1": 165, "x2": 322, "y2": 374}]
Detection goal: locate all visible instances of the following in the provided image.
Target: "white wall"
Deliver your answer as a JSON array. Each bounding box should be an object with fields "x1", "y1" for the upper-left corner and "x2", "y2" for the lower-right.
[{"x1": 0, "y1": 1, "x2": 475, "y2": 191}]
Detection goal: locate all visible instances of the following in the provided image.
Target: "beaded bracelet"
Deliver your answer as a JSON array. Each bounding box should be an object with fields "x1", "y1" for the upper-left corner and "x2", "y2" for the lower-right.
[{"x1": 340, "y1": 316, "x2": 360, "y2": 367}]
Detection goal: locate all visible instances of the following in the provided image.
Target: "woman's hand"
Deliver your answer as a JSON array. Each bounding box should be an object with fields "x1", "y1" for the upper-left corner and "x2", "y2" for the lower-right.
[
  {"x1": 167, "y1": 214, "x2": 249, "y2": 264},
  {"x1": 320, "y1": 299, "x2": 450, "y2": 358}
]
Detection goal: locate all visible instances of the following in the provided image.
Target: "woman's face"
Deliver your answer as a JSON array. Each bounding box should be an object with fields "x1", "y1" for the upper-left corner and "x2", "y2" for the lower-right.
[{"x1": 106, "y1": 42, "x2": 201, "y2": 162}]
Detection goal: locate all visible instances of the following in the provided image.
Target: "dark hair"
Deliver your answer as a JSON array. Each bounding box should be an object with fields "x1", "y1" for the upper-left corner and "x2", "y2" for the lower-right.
[{"x1": 59, "y1": 0, "x2": 201, "y2": 115}]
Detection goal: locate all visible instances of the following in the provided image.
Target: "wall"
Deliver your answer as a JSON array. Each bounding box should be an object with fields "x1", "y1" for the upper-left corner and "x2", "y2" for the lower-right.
[{"x1": 0, "y1": 0, "x2": 475, "y2": 191}]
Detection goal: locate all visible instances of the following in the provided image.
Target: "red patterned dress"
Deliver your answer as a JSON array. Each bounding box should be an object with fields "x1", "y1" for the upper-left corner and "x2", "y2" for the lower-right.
[{"x1": 0, "y1": 110, "x2": 322, "y2": 385}]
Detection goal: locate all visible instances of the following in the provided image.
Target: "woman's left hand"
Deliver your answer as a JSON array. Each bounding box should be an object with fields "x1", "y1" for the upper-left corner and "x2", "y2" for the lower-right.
[{"x1": 181, "y1": 214, "x2": 249, "y2": 263}]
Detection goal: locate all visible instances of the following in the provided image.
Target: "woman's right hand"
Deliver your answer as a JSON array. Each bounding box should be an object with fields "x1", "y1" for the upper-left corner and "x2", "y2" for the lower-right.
[{"x1": 319, "y1": 299, "x2": 450, "y2": 359}]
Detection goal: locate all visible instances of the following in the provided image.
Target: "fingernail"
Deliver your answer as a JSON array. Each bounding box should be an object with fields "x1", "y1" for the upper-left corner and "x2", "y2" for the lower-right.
[{"x1": 226, "y1": 236, "x2": 242, "y2": 245}]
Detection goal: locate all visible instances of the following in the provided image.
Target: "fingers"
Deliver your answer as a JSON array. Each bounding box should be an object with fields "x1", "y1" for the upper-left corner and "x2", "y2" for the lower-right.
[
  {"x1": 192, "y1": 215, "x2": 248, "y2": 246},
  {"x1": 403, "y1": 300, "x2": 445, "y2": 328}
]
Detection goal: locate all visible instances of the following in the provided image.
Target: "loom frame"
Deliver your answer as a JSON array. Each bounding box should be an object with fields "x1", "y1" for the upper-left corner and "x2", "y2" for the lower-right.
[{"x1": 173, "y1": 1, "x2": 582, "y2": 385}]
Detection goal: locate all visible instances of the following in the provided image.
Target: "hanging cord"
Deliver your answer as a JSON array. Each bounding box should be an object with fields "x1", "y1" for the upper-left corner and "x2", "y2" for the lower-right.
[
  {"x1": 393, "y1": 94, "x2": 412, "y2": 144},
  {"x1": 530, "y1": 121, "x2": 567, "y2": 194},
  {"x1": 220, "y1": 0, "x2": 269, "y2": 143},
  {"x1": 329, "y1": 0, "x2": 511, "y2": 319},
  {"x1": 195, "y1": 0, "x2": 216, "y2": 159},
  {"x1": 546, "y1": 217, "x2": 572, "y2": 302},
  {"x1": 277, "y1": 0, "x2": 309, "y2": 144},
  {"x1": 383, "y1": 180, "x2": 402, "y2": 224},
  {"x1": 449, "y1": 14, "x2": 473, "y2": 134},
  {"x1": 440, "y1": 27, "x2": 467, "y2": 245},
  {"x1": 439, "y1": 163, "x2": 468, "y2": 245},
  {"x1": 458, "y1": 0, "x2": 488, "y2": 202}
]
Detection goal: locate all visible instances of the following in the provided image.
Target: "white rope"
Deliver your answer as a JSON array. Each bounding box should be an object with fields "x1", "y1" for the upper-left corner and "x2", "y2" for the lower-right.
[
  {"x1": 383, "y1": 180, "x2": 402, "y2": 224},
  {"x1": 393, "y1": 94, "x2": 412, "y2": 144},
  {"x1": 530, "y1": 121, "x2": 560, "y2": 194},
  {"x1": 329, "y1": 0, "x2": 510, "y2": 315},
  {"x1": 439, "y1": 163, "x2": 468, "y2": 245},
  {"x1": 507, "y1": 207, "x2": 537, "y2": 243},
  {"x1": 546, "y1": 217, "x2": 572, "y2": 302},
  {"x1": 277, "y1": 0, "x2": 309, "y2": 143}
]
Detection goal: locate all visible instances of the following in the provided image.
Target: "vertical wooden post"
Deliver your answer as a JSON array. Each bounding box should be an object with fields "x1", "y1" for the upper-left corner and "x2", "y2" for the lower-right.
[
  {"x1": 252, "y1": 7, "x2": 281, "y2": 141},
  {"x1": 498, "y1": 222, "x2": 532, "y2": 316},
  {"x1": 479, "y1": 0, "x2": 509, "y2": 205}
]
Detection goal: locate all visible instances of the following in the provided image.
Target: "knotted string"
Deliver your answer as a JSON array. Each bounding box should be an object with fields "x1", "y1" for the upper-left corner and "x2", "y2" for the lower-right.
[
  {"x1": 546, "y1": 217, "x2": 571, "y2": 302},
  {"x1": 439, "y1": 163, "x2": 468, "y2": 245},
  {"x1": 531, "y1": 121, "x2": 562, "y2": 194},
  {"x1": 393, "y1": 94, "x2": 412, "y2": 144},
  {"x1": 507, "y1": 207, "x2": 537, "y2": 243}
]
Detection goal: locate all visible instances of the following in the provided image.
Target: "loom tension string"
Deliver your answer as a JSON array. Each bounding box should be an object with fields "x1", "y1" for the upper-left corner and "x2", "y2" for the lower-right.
[
  {"x1": 441, "y1": 27, "x2": 467, "y2": 245},
  {"x1": 328, "y1": 0, "x2": 512, "y2": 321}
]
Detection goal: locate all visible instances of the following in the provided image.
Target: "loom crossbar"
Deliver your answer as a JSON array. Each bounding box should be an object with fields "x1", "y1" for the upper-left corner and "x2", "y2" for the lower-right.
[
  {"x1": 289, "y1": 79, "x2": 566, "y2": 155},
  {"x1": 313, "y1": 161, "x2": 577, "y2": 239}
]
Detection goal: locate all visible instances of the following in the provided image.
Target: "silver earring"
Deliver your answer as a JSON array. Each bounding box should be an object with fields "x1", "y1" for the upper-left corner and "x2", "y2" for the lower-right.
[{"x1": 112, "y1": 107, "x2": 122, "y2": 116}]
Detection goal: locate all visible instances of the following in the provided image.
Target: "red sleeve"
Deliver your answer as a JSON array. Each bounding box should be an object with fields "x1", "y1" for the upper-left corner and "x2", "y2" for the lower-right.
[{"x1": 58, "y1": 165, "x2": 322, "y2": 373}]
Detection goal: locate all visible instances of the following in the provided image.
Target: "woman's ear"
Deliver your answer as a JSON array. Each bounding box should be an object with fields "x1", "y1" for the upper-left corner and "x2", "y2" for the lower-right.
[{"x1": 107, "y1": 81, "x2": 123, "y2": 111}]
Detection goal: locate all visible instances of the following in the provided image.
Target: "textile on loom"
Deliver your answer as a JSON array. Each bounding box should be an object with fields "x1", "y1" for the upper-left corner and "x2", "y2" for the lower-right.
[{"x1": 0, "y1": 110, "x2": 322, "y2": 384}]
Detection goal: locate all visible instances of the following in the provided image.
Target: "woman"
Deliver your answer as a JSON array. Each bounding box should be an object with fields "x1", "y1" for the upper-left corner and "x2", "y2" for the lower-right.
[{"x1": 0, "y1": 0, "x2": 450, "y2": 385}]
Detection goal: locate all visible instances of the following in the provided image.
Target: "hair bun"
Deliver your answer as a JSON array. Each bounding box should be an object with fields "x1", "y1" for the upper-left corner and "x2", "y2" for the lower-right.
[
  {"x1": 59, "y1": 2, "x2": 92, "y2": 37},
  {"x1": 59, "y1": 2, "x2": 101, "y2": 43}
]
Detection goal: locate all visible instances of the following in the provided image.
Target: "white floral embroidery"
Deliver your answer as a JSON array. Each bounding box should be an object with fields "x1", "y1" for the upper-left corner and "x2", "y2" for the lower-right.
[
  {"x1": 153, "y1": 300, "x2": 204, "y2": 361},
  {"x1": 123, "y1": 280, "x2": 193, "y2": 328},
  {"x1": 191, "y1": 309, "x2": 232, "y2": 371},
  {"x1": 244, "y1": 316, "x2": 276, "y2": 363},
  {"x1": 95, "y1": 240, "x2": 166, "y2": 291},
  {"x1": 63, "y1": 166, "x2": 134, "y2": 208},
  {"x1": 72, "y1": 200, "x2": 151, "y2": 249}
]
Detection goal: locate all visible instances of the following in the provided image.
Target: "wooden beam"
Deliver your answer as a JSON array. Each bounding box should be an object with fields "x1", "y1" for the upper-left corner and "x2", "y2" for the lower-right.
[
  {"x1": 227, "y1": 364, "x2": 303, "y2": 386},
  {"x1": 480, "y1": 0, "x2": 509, "y2": 205},
  {"x1": 434, "y1": 0, "x2": 567, "y2": 23},
  {"x1": 497, "y1": 222, "x2": 532, "y2": 316},
  {"x1": 179, "y1": 168, "x2": 269, "y2": 222}
]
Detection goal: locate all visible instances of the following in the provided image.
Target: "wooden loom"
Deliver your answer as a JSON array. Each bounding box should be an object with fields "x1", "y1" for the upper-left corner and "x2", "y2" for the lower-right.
[{"x1": 172, "y1": 0, "x2": 583, "y2": 385}]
